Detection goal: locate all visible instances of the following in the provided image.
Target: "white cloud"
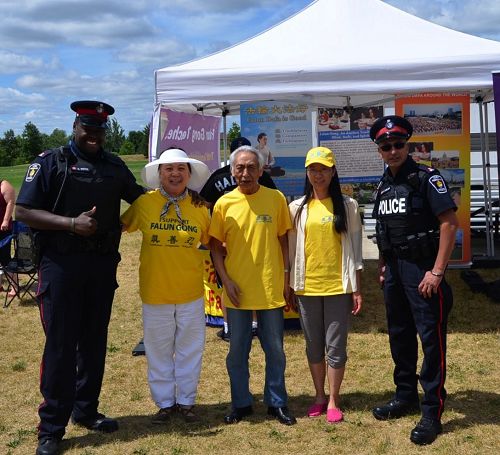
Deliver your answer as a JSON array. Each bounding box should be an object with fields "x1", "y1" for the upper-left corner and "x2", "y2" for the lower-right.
[
  {"x1": 0, "y1": 51, "x2": 45, "y2": 74},
  {"x1": 117, "y1": 40, "x2": 196, "y2": 65}
]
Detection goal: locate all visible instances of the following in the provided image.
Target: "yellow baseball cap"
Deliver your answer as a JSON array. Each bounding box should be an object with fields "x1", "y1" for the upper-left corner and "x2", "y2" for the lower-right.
[{"x1": 305, "y1": 147, "x2": 336, "y2": 168}]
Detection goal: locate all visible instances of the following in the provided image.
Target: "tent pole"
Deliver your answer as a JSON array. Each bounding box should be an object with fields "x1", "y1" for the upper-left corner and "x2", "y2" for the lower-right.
[
  {"x1": 222, "y1": 103, "x2": 228, "y2": 166},
  {"x1": 477, "y1": 97, "x2": 492, "y2": 256},
  {"x1": 483, "y1": 102, "x2": 495, "y2": 256}
]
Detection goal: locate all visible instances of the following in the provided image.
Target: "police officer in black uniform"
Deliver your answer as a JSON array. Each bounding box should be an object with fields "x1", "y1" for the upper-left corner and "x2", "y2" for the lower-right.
[
  {"x1": 369, "y1": 116, "x2": 458, "y2": 445},
  {"x1": 16, "y1": 101, "x2": 144, "y2": 455}
]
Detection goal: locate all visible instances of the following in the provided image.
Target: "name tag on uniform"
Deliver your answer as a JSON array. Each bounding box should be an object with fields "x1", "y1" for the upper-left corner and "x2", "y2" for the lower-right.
[{"x1": 70, "y1": 166, "x2": 92, "y2": 173}]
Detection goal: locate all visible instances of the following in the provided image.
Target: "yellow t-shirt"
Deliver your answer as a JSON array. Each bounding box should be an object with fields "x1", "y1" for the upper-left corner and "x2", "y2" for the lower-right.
[
  {"x1": 121, "y1": 190, "x2": 210, "y2": 304},
  {"x1": 209, "y1": 186, "x2": 291, "y2": 310},
  {"x1": 296, "y1": 197, "x2": 343, "y2": 296}
]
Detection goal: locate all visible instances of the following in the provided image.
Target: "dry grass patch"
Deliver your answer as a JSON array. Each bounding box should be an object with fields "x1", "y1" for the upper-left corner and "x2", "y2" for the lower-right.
[{"x1": 0, "y1": 233, "x2": 499, "y2": 454}]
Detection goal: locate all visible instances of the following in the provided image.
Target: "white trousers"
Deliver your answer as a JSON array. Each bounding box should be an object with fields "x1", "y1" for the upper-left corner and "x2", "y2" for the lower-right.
[{"x1": 142, "y1": 297, "x2": 206, "y2": 408}]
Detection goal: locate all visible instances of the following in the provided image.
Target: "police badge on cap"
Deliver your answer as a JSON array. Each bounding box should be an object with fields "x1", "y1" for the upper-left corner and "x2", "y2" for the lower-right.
[
  {"x1": 370, "y1": 115, "x2": 413, "y2": 144},
  {"x1": 71, "y1": 100, "x2": 115, "y2": 129}
]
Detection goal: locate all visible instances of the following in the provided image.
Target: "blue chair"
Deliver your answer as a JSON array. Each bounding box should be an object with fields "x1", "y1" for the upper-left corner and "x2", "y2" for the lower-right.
[{"x1": 2, "y1": 221, "x2": 38, "y2": 308}]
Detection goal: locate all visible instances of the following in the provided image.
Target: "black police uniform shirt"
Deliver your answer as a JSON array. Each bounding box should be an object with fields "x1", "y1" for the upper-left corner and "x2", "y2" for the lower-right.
[
  {"x1": 200, "y1": 164, "x2": 277, "y2": 206},
  {"x1": 17, "y1": 141, "x2": 144, "y2": 239},
  {"x1": 373, "y1": 156, "x2": 456, "y2": 244}
]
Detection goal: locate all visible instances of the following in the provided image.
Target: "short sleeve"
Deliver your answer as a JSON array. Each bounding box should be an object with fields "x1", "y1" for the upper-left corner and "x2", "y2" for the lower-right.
[
  {"x1": 276, "y1": 191, "x2": 292, "y2": 236},
  {"x1": 208, "y1": 201, "x2": 225, "y2": 243},
  {"x1": 16, "y1": 155, "x2": 55, "y2": 210},
  {"x1": 120, "y1": 196, "x2": 142, "y2": 233},
  {"x1": 424, "y1": 172, "x2": 456, "y2": 216}
]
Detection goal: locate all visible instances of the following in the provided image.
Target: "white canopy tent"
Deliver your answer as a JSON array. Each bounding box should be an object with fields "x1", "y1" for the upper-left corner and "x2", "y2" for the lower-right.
[
  {"x1": 155, "y1": 0, "x2": 500, "y2": 113},
  {"x1": 153, "y1": 0, "x2": 500, "y2": 257}
]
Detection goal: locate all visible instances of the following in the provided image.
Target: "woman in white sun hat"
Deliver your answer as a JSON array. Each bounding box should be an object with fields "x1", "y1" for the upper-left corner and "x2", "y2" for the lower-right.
[{"x1": 121, "y1": 147, "x2": 211, "y2": 424}]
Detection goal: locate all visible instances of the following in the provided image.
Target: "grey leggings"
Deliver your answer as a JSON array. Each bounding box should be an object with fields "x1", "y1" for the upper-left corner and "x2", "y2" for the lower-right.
[{"x1": 297, "y1": 294, "x2": 352, "y2": 369}]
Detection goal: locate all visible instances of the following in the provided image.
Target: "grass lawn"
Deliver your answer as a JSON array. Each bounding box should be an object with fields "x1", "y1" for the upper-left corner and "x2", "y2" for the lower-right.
[{"x1": 0, "y1": 156, "x2": 499, "y2": 454}]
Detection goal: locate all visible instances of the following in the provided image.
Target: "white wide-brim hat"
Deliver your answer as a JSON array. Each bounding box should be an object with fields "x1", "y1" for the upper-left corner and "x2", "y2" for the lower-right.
[{"x1": 141, "y1": 148, "x2": 211, "y2": 190}]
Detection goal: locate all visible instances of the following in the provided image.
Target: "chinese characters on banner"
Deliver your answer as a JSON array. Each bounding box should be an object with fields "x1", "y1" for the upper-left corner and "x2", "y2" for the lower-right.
[{"x1": 396, "y1": 93, "x2": 471, "y2": 264}]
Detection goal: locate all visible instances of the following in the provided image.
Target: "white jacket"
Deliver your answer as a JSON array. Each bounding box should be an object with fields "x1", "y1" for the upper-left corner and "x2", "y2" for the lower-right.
[{"x1": 288, "y1": 195, "x2": 363, "y2": 293}]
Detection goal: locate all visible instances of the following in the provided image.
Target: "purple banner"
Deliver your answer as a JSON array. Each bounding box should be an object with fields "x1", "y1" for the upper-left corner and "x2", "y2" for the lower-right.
[
  {"x1": 493, "y1": 72, "x2": 500, "y2": 182},
  {"x1": 156, "y1": 108, "x2": 220, "y2": 171}
]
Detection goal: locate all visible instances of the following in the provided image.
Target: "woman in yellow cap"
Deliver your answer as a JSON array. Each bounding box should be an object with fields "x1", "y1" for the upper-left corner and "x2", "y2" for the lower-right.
[{"x1": 288, "y1": 146, "x2": 363, "y2": 423}]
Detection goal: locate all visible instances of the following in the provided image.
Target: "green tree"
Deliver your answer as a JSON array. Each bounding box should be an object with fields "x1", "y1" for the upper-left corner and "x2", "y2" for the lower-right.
[
  {"x1": 105, "y1": 118, "x2": 125, "y2": 154},
  {"x1": 20, "y1": 122, "x2": 44, "y2": 163},
  {"x1": 226, "y1": 122, "x2": 241, "y2": 146},
  {"x1": 119, "y1": 140, "x2": 135, "y2": 155},
  {"x1": 0, "y1": 129, "x2": 21, "y2": 166},
  {"x1": 140, "y1": 123, "x2": 150, "y2": 157},
  {"x1": 127, "y1": 130, "x2": 144, "y2": 154},
  {"x1": 43, "y1": 128, "x2": 69, "y2": 150}
]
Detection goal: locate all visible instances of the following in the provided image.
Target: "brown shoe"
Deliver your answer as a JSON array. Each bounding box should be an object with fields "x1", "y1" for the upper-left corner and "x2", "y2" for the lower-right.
[
  {"x1": 177, "y1": 404, "x2": 199, "y2": 423},
  {"x1": 151, "y1": 406, "x2": 175, "y2": 424}
]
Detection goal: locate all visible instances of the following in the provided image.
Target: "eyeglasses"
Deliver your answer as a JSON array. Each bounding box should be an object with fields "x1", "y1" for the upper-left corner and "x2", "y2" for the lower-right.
[{"x1": 379, "y1": 142, "x2": 406, "y2": 152}]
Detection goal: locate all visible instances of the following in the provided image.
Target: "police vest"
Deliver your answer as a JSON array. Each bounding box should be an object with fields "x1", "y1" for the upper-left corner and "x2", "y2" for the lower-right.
[{"x1": 373, "y1": 166, "x2": 439, "y2": 244}]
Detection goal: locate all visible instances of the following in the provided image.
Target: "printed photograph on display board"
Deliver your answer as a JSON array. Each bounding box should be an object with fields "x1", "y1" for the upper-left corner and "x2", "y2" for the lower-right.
[
  {"x1": 240, "y1": 101, "x2": 313, "y2": 197},
  {"x1": 403, "y1": 103, "x2": 463, "y2": 136},
  {"x1": 396, "y1": 93, "x2": 470, "y2": 264},
  {"x1": 317, "y1": 107, "x2": 351, "y2": 132},
  {"x1": 408, "y1": 141, "x2": 433, "y2": 166},
  {"x1": 349, "y1": 106, "x2": 383, "y2": 131}
]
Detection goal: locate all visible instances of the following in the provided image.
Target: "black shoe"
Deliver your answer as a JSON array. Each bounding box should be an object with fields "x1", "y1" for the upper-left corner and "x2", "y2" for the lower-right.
[
  {"x1": 267, "y1": 406, "x2": 297, "y2": 425},
  {"x1": 410, "y1": 417, "x2": 443, "y2": 445},
  {"x1": 72, "y1": 413, "x2": 119, "y2": 433},
  {"x1": 372, "y1": 399, "x2": 420, "y2": 420},
  {"x1": 36, "y1": 438, "x2": 61, "y2": 455},
  {"x1": 224, "y1": 405, "x2": 253, "y2": 424},
  {"x1": 216, "y1": 329, "x2": 230, "y2": 342}
]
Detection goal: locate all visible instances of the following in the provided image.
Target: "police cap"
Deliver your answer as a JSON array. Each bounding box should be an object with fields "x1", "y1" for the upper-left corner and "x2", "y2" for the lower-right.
[
  {"x1": 230, "y1": 136, "x2": 251, "y2": 153},
  {"x1": 369, "y1": 115, "x2": 413, "y2": 144},
  {"x1": 71, "y1": 100, "x2": 115, "y2": 129}
]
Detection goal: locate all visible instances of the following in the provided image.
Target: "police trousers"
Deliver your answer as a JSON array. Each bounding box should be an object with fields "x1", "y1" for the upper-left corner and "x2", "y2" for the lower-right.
[
  {"x1": 383, "y1": 256, "x2": 452, "y2": 421},
  {"x1": 36, "y1": 248, "x2": 120, "y2": 440}
]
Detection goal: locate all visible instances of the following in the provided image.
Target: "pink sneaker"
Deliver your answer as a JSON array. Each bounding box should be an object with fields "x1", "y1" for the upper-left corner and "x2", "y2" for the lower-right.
[
  {"x1": 326, "y1": 408, "x2": 343, "y2": 423},
  {"x1": 307, "y1": 402, "x2": 327, "y2": 417}
]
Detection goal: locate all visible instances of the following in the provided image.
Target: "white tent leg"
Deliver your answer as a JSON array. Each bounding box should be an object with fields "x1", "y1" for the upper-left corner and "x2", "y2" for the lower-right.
[{"x1": 477, "y1": 98, "x2": 493, "y2": 256}]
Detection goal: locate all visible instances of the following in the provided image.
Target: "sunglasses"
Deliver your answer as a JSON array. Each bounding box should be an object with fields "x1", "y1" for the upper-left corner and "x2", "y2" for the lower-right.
[{"x1": 379, "y1": 141, "x2": 406, "y2": 152}]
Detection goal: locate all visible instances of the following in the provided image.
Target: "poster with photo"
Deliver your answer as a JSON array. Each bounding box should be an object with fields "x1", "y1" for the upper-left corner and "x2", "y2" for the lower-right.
[
  {"x1": 396, "y1": 93, "x2": 470, "y2": 264},
  {"x1": 240, "y1": 101, "x2": 313, "y2": 197}
]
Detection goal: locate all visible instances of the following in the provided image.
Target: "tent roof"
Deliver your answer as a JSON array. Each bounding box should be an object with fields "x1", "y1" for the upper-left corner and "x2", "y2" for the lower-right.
[{"x1": 155, "y1": 0, "x2": 500, "y2": 113}]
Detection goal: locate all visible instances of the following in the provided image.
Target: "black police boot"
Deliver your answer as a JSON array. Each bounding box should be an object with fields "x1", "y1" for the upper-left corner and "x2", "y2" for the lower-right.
[
  {"x1": 72, "y1": 413, "x2": 118, "y2": 433},
  {"x1": 372, "y1": 399, "x2": 420, "y2": 420},
  {"x1": 267, "y1": 406, "x2": 297, "y2": 425},
  {"x1": 224, "y1": 405, "x2": 253, "y2": 424},
  {"x1": 410, "y1": 417, "x2": 443, "y2": 445},
  {"x1": 36, "y1": 437, "x2": 61, "y2": 455}
]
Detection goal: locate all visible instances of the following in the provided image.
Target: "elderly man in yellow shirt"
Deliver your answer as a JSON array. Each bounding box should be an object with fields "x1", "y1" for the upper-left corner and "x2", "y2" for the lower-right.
[{"x1": 210, "y1": 145, "x2": 296, "y2": 426}]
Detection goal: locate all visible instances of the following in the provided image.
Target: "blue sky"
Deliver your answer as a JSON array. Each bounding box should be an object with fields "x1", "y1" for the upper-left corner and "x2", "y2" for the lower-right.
[{"x1": 1, "y1": 0, "x2": 499, "y2": 135}]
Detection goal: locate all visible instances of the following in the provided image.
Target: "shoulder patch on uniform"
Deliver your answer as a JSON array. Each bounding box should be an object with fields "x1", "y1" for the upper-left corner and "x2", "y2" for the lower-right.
[
  {"x1": 25, "y1": 163, "x2": 41, "y2": 182},
  {"x1": 429, "y1": 175, "x2": 447, "y2": 193}
]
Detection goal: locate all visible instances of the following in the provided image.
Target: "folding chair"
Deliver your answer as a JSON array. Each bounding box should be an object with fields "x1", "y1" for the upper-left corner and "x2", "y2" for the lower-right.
[{"x1": 2, "y1": 221, "x2": 38, "y2": 308}]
